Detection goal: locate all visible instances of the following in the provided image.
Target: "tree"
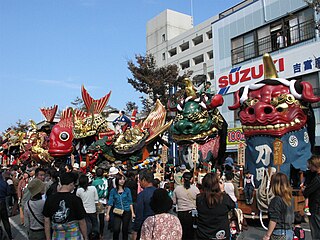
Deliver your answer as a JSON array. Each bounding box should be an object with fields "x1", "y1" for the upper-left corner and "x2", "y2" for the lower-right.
[
  {"x1": 127, "y1": 54, "x2": 192, "y2": 112},
  {"x1": 124, "y1": 101, "x2": 138, "y2": 113},
  {"x1": 71, "y1": 96, "x2": 85, "y2": 111}
]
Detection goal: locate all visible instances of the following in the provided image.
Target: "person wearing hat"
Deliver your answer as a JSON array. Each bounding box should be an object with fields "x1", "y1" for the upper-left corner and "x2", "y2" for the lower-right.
[
  {"x1": 107, "y1": 166, "x2": 119, "y2": 196},
  {"x1": 73, "y1": 163, "x2": 80, "y2": 172},
  {"x1": 106, "y1": 166, "x2": 119, "y2": 232},
  {"x1": 24, "y1": 179, "x2": 46, "y2": 240},
  {"x1": 42, "y1": 172, "x2": 88, "y2": 240}
]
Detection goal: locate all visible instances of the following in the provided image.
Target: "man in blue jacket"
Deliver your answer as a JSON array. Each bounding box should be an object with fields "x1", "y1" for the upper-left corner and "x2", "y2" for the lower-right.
[{"x1": 132, "y1": 170, "x2": 156, "y2": 240}]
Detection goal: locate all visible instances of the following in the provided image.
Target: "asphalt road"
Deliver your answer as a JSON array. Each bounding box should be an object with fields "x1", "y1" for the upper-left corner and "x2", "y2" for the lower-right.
[{"x1": 5, "y1": 214, "x2": 312, "y2": 240}]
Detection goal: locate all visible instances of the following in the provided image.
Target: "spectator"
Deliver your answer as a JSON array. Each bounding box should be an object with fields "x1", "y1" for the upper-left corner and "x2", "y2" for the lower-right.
[
  {"x1": 174, "y1": 164, "x2": 189, "y2": 188},
  {"x1": 132, "y1": 169, "x2": 156, "y2": 240},
  {"x1": 224, "y1": 171, "x2": 237, "y2": 204},
  {"x1": 106, "y1": 166, "x2": 119, "y2": 232},
  {"x1": 43, "y1": 172, "x2": 88, "y2": 240},
  {"x1": 263, "y1": 172, "x2": 294, "y2": 240},
  {"x1": 45, "y1": 170, "x2": 60, "y2": 198},
  {"x1": 76, "y1": 174, "x2": 99, "y2": 239},
  {"x1": 199, "y1": 81, "x2": 214, "y2": 98},
  {"x1": 293, "y1": 212, "x2": 305, "y2": 240},
  {"x1": 303, "y1": 155, "x2": 320, "y2": 240},
  {"x1": 300, "y1": 161, "x2": 316, "y2": 216},
  {"x1": 24, "y1": 179, "x2": 46, "y2": 240},
  {"x1": 106, "y1": 173, "x2": 135, "y2": 240},
  {"x1": 277, "y1": 32, "x2": 287, "y2": 49},
  {"x1": 196, "y1": 172, "x2": 235, "y2": 240},
  {"x1": 141, "y1": 188, "x2": 182, "y2": 240},
  {"x1": 172, "y1": 171, "x2": 200, "y2": 240},
  {"x1": 18, "y1": 171, "x2": 29, "y2": 225},
  {"x1": 224, "y1": 155, "x2": 234, "y2": 168},
  {"x1": 0, "y1": 171, "x2": 13, "y2": 240},
  {"x1": 91, "y1": 167, "x2": 108, "y2": 239},
  {"x1": 243, "y1": 169, "x2": 255, "y2": 205},
  {"x1": 21, "y1": 168, "x2": 46, "y2": 216}
]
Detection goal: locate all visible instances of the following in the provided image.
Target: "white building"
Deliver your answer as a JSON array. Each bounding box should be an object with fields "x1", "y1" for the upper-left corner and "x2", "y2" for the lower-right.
[
  {"x1": 146, "y1": 9, "x2": 218, "y2": 87},
  {"x1": 146, "y1": 0, "x2": 320, "y2": 154}
]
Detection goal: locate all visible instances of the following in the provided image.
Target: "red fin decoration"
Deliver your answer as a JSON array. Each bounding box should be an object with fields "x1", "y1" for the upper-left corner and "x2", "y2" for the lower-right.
[
  {"x1": 81, "y1": 85, "x2": 111, "y2": 114},
  {"x1": 74, "y1": 109, "x2": 88, "y2": 118},
  {"x1": 40, "y1": 105, "x2": 58, "y2": 122},
  {"x1": 57, "y1": 108, "x2": 74, "y2": 128},
  {"x1": 131, "y1": 109, "x2": 138, "y2": 127}
]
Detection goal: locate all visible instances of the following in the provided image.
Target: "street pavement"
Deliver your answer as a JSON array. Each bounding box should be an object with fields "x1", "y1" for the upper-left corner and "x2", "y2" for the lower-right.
[{"x1": 5, "y1": 214, "x2": 312, "y2": 240}]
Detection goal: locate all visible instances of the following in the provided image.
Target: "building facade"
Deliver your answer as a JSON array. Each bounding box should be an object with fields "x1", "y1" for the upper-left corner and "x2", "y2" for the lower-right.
[
  {"x1": 147, "y1": 0, "x2": 320, "y2": 157},
  {"x1": 146, "y1": 9, "x2": 218, "y2": 87}
]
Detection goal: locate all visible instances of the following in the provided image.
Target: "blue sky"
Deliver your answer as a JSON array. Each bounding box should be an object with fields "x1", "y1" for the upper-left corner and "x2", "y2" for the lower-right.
[{"x1": 0, "y1": 0, "x2": 240, "y2": 133}]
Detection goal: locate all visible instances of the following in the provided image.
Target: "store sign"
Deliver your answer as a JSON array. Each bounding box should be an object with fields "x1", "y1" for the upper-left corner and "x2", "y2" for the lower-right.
[
  {"x1": 227, "y1": 128, "x2": 245, "y2": 145},
  {"x1": 218, "y1": 58, "x2": 284, "y2": 89},
  {"x1": 216, "y1": 42, "x2": 320, "y2": 95}
]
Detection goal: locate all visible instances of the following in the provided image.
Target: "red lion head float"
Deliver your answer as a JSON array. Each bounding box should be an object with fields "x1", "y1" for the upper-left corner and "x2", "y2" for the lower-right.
[{"x1": 229, "y1": 53, "x2": 320, "y2": 138}]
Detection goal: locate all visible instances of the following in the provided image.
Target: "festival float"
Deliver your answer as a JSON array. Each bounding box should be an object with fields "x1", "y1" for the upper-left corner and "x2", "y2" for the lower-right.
[
  {"x1": 170, "y1": 77, "x2": 228, "y2": 180},
  {"x1": 0, "y1": 105, "x2": 58, "y2": 165},
  {"x1": 47, "y1": 85, "x2": 172, "y2": 171},
  {"x1": 228, "y1": 53, "x2": 320, "y2": 227}
]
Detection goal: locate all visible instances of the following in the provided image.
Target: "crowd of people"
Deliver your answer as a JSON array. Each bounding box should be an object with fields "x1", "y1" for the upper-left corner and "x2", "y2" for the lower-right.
[{"x1": 0, "y1": 154, "x2": 319, "y2": 240}]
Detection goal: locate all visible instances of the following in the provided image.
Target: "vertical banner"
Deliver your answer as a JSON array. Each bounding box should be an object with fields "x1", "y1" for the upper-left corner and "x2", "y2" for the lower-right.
[
  {"x1": 273, "y1": 139, "x2": 283, "y2": 171},
  {"x1": 237, "y1": 142, "x2": 246, "y2": 166},
  {"x1": 161, "y1": 145, "x2": 168, "y2": 164},
  {"x1": 191, "y1": 143, "x2": 199, "y2": 164}
]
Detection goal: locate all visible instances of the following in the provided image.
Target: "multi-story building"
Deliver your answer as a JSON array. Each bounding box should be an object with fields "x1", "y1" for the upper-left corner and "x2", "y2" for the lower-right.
[
  {"x1": 147, "y1": 0, "x2": 320, "y2": 158},
  {"x1": 146, "y1": 9, "x2": 217, "y2": 86}
]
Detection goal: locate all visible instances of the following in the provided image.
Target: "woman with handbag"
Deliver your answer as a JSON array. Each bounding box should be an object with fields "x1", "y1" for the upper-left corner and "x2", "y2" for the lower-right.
[
  {"x1": 172, "y1": 171, "x2": 200, "y2": 240},
  {"x1": 196, "y1": 172, "x2": 235, "y2": 240},
  {"x1": 263, "y1": 172, "x2": 294, "y2": 240},
  {"x1": 106, "y1": 173, "x2": 135, "y2": 240}
]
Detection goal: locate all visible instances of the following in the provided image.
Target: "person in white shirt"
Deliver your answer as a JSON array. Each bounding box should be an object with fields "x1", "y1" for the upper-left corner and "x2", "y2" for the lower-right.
[
  {"x1": 223, "y1": 172, "x2": 237, "y2": 204},
  {"x1": 172, "y1": 171, "x2": 200, "y2": 240},
  {"x1": 277, "y1": 32, "x2": 287, "y2": 49},
  {"x1": 76, "y1": 174, "x2": 99, "y2": 239}
]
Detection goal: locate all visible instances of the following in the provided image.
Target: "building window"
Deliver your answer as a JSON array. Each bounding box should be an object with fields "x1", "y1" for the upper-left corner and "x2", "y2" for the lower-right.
[
  {"x1": 192, "y1": 35, "x2": 203, "y2": 46},
  {"x1": 162, "y1": 34, "x2": 166, "y2": 42},
  {"x1": 231, "y1": 8, "x2": 315, "y2": 65},
  {"x1": 169, "y1": 48, "x2": 177, "y2": 57},
  {"x1": 162, "y1": 53, "x2": 166, "y2": 61},
  {"x1": 207, "y1": 50, "x2": 213, "y2": 60},
  {"x1": 180, "y1": 60, "x2": 190, "y2": 70},
  {"x1": 180, "y1": 42, "x2": 189, "y2": 52},
  {"x1": 206, "y1": 30, "x2": 212, "y2": 40},
  {"x1": 208, "y1": 71, "x2": 214, "y2": 80},
  {"x1": 193, "y1": 54, "x2": 204, "y2": 65}
]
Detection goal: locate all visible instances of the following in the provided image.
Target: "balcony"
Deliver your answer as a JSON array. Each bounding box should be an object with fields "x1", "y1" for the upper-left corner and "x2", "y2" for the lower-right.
[{"x1": 231, "y1": 19, "x2": 316, "y2": 65}]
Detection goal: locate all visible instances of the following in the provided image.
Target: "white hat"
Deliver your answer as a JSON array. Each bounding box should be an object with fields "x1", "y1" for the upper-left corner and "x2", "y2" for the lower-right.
[
  {"x1": 73, "y1": 163, "x2": 80, "y2": 169},
  {"x1": 109, "y1": 166, "x2": 119, "y2": 175}
]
